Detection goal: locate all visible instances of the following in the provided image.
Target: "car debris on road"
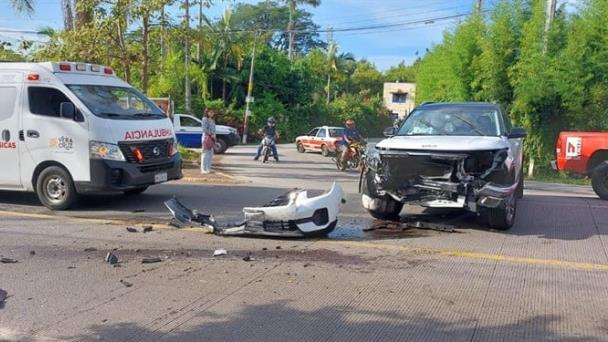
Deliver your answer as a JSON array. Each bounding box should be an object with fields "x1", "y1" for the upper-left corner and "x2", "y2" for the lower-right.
[
  {"x1": 165, "y1": 183, "x2": 345, "y2": 238},
  {"x1": 141, "y1": 257, "x2": 162, "y2": 264},
  {"x1": 0, "y1": 288, "x2": 7, "y2": 305},
  {"x1": 105, "y1": 252, "x2": 118, "y2": 264},
  {"x1": 1, "y1": 257, "x2": 18, "y2": 264},
  {"x1": 213, "y1": 249, "x2": 228, "y2": 257}
]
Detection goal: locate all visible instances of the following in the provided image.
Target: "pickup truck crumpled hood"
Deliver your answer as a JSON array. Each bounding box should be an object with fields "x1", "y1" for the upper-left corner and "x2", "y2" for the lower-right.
[{"x1": 376, "y1": 135, "x2": 507, "y2": 151}]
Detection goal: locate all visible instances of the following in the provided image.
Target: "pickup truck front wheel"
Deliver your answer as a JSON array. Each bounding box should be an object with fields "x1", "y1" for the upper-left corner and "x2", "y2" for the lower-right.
[
  {"x1": 362, "y1": 194, "x2": 403, "y2": 220},
  {"x1": 591, "y1": 162, "x2": 608, "y2": 200},
  {"x1": 486, "y1": 193, "x2": 517, "y2": 230}
]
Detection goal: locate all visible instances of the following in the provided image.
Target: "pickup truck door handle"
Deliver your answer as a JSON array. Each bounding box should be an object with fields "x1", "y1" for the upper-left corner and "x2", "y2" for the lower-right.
[
  {"x1": 179, "y1": 129, "x2": 187, "y2": 132},
  {"x1": 26, "y1": 130, "x2": 40, "y2": 138}
]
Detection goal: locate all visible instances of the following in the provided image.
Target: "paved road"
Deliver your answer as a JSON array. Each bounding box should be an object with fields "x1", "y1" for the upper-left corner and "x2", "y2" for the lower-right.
[{"x1": 1, "y1": 144, "x2": 607, "y2": 341}]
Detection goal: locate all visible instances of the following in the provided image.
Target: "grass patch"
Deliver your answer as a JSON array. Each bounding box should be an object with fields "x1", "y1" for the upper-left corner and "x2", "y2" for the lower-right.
[
  {"x1": 526, "y1": 170, "x2": 591, "y2": 186},
  {"x1": 177, "y1": 145, "x2": 201, "y2": 162}
]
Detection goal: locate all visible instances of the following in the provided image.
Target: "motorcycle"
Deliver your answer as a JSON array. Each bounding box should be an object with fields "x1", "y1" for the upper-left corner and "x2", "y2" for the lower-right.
[
  {"x1": 335, "y1": 141, "x2": 366, "y2": 171},
  {"x1": 260, "y1": 136, "x2": 275, "y2": 163}
]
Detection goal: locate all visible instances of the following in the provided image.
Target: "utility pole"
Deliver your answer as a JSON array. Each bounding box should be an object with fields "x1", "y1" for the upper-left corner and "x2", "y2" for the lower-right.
[
  {"x1": 242, "y1": 31, "x2": 259, "y2": 144},
  {"x1": 184, "y1": 0, "x2": 192, "y2": 113},
  {"x1": 160, "y1": 5, "x2": 165, "y2": 70},
  {"x1": 197, "y1": 0, "x2": 203, "y2": 62},
  {"x1": 543, "y1": 0, "x2": 557, "y2": 52},
  {"x1": 287, "y1": 0, "x2": 295, "y2": 61},
  {"x1": 475, "y1": 0, "x2": 483, "y2": 14}
]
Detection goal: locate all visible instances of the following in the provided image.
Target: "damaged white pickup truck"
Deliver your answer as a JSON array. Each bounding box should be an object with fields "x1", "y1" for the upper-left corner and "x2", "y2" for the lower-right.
[{"x1": 360, "y1": 102, "x2": 526, "y2": 230}]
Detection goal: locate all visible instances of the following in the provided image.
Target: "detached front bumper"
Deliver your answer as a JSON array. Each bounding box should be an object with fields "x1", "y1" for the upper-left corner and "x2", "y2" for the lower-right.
[
  {"x1": 75, "y1": 154, "x2": 182, "y2": 193},
  {"x1": 166, "y1": 183, "x2": 345, "y2": 238}
]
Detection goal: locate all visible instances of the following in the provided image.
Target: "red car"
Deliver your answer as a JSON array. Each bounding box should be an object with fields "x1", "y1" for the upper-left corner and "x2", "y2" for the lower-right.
[
  {"x1": 553, "y1": 131, "x2": 608, "y2": 199},
  {"x1": 296, "y1": 126, "x2": 344, "y2": 157}
]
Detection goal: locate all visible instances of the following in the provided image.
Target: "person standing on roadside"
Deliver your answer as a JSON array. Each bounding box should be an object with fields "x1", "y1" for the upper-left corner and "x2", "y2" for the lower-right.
[{"x1": 201, "y1": 109, "x2": 217, "y2": 174}]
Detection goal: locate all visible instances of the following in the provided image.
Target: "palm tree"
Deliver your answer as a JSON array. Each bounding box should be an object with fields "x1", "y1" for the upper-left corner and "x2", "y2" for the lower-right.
[
  {"x1": 324, "y1": 41, "x2": 354, "y2": 104},
  {"x1": 8, "y1": 0, "x2": 34, "y2": 15},
  {"x1": 284, "y1": 0, "x2": 320, "y2": 61},
  {"x1": 203, "y1": 7, "x2": 245, "y2": 103}
]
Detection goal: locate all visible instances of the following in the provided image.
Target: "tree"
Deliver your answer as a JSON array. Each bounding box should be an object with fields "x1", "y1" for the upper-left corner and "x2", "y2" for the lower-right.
[
  {"x1": 284, "y1": 0, "x2": 320, "y2": 61},
  {"x1": 323, "y1": 42, "x2": 354, "y2": 104},
  {"x1": 203, "y1": 7, "x2": 245, "y2": 103},
  {"x1": 8, "y1": 0, "x2": 34, "y2": 15},
  {"x1": 384, "y1": 61, "x2": 416, "y2": 83},
  {"x1": 231, "y1": 1, "x2": 324, "y2": 54}
]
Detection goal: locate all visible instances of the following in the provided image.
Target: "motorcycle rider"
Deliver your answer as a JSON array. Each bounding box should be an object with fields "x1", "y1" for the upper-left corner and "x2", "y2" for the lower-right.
[
  {"x1": 338, "y1": 119, "x2": 363, "y2": 164},
  {"x1": 254, "y1": 116, "x2": 280, "y2": 162}
]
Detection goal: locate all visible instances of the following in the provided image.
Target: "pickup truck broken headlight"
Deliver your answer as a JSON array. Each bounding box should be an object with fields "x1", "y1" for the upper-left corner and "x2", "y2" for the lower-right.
[{"x1": 365, "y1": 148, "x2": 382, "y2": 171}]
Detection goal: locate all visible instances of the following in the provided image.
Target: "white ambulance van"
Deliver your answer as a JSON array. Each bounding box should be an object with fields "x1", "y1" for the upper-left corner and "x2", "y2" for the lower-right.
[{"x1": 0, "y1": 62, "x2": 182, "y2": 210}]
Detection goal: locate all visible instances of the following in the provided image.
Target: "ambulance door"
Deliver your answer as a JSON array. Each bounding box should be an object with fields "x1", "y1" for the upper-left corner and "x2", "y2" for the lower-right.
[
  {"x1": 20, "y1": 85, "x2": 90, "y2": 184},
  {"x1": 0, "y1": 82, "x2": 22, "y2": 188}
]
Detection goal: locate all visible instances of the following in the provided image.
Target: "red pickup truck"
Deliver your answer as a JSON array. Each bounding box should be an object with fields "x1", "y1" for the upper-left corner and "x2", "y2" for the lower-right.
[{"x1": 553, "y1": 132, "x2": 608, "y2": 199}]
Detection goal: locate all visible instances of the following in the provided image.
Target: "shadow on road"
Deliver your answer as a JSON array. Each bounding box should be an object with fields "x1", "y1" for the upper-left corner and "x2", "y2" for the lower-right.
[{"x1": 60, "y1": 302, "x2": 592, "y2": 341}]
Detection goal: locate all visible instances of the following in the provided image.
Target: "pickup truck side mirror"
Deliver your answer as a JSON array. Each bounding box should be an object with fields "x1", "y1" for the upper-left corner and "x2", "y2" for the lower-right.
[
  {"x1": 383, "y1": 126, "x2": 396, "y2": 137},
  {"x1": 60, "y1": 102, "x2": 75, "y2": 120},
  {"x1": 508, "y1": 127, "x2": 527, "y2": 139}
]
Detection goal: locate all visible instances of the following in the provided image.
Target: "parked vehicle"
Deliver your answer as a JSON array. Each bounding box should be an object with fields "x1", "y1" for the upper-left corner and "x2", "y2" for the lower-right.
[
  {"x1": 335, "y1": 141, "x2": 366, "y2": 171},
  {"x1": 295, "y1": 126, "x2": 344, "y2": 157},
  {"x1": 0, "y1": 62, "x2": 182, "y2": 210},
  {"x1": 552, "y1": 132, "x2": 608, "y2": 199},
  {"x1": 360, "y1": 102, "x2": 526, "y2": 230},
  {"x1": 172, "y1": 113, "x2": 240, "y2": 154}
]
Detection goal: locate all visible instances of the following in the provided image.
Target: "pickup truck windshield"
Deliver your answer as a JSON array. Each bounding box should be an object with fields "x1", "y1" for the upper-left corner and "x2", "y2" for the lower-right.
[
  {"x1": 397, "y1": 107, "x2": 500, "y2": 136},
  {"x1": 67, "y1": 85, "x2": 165, "y2": 119}
]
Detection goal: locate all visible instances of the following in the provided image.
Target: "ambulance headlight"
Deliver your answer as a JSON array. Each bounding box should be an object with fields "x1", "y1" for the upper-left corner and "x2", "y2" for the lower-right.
[{"x1": 90, "y1": 141, "x2": 125, "y2": 161}]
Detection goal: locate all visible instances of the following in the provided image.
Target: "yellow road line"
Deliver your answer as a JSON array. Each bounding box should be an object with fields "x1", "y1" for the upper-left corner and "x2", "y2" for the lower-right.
[
  {"x1": 322, "y1": 240, "x2": 608, "y2": 272},
  {"x1": 3, "y1": 210, "x2": 607, "y2": 272},
  {"x1": 0, "y1": 210, "x2": 173, "y2": 229}
]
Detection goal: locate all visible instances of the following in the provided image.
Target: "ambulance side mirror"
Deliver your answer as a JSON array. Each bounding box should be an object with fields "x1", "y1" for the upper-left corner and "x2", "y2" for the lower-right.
[{"x1": 60, "y1": 102, "x2": 75, "y2": 120}]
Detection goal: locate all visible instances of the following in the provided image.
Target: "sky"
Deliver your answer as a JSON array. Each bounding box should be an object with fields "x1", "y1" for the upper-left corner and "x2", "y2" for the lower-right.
[{"x1": 0, "y1": 0, "x2": 579, "y2": 71}]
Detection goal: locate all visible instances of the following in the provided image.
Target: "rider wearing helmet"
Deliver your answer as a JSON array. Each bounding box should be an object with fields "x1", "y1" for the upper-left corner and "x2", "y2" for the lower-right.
[
  {"x1": 254, "y1": 116, "x2": 280, "y2": 162},
  {"x1": 338, "y1": 119, "x2": 363, "y2": 163}
]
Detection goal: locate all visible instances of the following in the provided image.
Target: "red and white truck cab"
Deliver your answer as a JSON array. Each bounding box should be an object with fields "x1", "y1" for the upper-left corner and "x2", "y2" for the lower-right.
[
  {"x1": 0, "y1": 62, "x2": 182, "y2": 209},
  {"x1": 553, "y1": 131, "x2": 608, "y2": 199}
]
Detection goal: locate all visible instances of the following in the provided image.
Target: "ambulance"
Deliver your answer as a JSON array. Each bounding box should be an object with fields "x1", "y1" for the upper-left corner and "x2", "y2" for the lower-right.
[{"x1": 0, "y1": 62, "x2": 182, "y2": 210}]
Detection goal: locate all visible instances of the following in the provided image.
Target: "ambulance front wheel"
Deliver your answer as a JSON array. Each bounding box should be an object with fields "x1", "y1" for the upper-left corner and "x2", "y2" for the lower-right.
[{"x1": 36, "y1": 166, "x2": 77, "y2": 210}]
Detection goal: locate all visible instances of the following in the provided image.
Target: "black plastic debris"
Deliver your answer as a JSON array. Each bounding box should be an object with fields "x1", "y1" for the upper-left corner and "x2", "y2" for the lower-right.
[
  {"x1": 0, "y1": 288, "x2": 7, "y2": 304},
  {"x1": 275, "y1": 246, "x2": 282, "y2": 250},
  {"x1": 120, "y1": 280, "x2": 133, "y2": 288},
  {"x1": 142, "y1": 226, "x2": 153, "y2": 233},
  {"x1": 407, "y1": 221, "x2": 457, "y2": 233},
  {"x1": 105, "y1": 252, "x2": 118, "y2": 265},
  {"x1": 0, "y1": 257, "x2": 18, "y2": 264},
  {"x1": 126, "y1": 227, "x2": 138, "y2": 233},
  {"x1": 242, "y1": 255, "x2": 255, "y2": 262},
  {"x1": 141, "y1": 257, "x2": 162, "y2": 264},
  {"x1": 84, "y1": 247, "x2": 97, "y2": 252},
  {"x1": 29, "y1": 251, "x2": 36, "y2": 256}
]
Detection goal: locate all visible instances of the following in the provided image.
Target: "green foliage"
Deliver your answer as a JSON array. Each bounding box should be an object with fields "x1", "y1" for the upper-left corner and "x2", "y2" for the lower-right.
[
  {"x1": 24, "y1": 0, "x2": 400, "y2": 143},
  {"x1": 384, "y1": 61, "x2": 417, "y2": 83},
  {"x1": 416, "y1": 0, "x2": 608, "y2": 173}
]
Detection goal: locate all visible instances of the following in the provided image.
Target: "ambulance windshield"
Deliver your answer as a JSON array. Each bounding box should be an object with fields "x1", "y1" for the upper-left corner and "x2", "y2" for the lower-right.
[{"x1": 67, "y1": 85, "x2": 165, "y2": 119}]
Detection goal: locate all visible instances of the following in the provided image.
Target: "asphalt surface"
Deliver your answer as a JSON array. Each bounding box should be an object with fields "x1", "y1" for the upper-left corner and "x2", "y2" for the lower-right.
[{"x1": 1, "y1": 144, "x2": 608, "y2": 341}]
